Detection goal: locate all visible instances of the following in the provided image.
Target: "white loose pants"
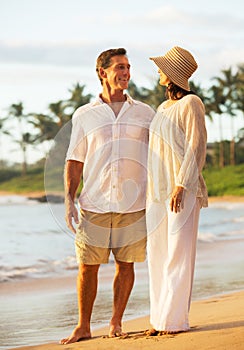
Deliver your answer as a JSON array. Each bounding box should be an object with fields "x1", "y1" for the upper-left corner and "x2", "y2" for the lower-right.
[{"x1": 147, "y1": 194, "x2": 200, "y2": 332}]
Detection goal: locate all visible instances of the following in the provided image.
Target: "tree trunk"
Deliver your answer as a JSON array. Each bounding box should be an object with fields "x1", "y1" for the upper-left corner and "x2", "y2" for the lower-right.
[
  {"x1": 230, "y1": 118, "x2": 235, "y2": 166},
  {"x1": 219, "y1": 141, "x2": 224, "y2": 168},
  {"x1": 230, "y1": 139, "x2": 235, "y2": 165},
  {"x1": 218, "y1": 116, "x2": 224, "y2": 168},
  {"x1": 21, "y1": 144, "x2": 27, "y2": 176}
]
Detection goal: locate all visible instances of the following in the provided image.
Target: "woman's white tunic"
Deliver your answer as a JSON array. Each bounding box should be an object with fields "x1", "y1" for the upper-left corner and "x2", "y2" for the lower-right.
[{"x1": 146, "y1": 94, "x2": 208, "y2": 331}]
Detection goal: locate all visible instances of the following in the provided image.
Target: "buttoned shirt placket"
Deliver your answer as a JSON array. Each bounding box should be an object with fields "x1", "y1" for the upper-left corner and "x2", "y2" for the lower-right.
[
  {"x1": 110, "y1": 122, "x2": 119, "y2": 212},
  {"x1": 108, "y1": 102, "x2": 130, "y2": 212}
]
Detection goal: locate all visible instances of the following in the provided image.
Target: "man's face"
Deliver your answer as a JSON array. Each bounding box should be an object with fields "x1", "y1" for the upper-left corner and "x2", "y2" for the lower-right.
[{"x1": 101, "y1": 55, "x2": 131, "y2": 91}]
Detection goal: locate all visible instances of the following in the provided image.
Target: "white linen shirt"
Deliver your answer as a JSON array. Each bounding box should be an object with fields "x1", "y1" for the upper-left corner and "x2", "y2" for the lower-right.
[{"x1": 66, "y1": 95, "x2": 155, "y2": 213}]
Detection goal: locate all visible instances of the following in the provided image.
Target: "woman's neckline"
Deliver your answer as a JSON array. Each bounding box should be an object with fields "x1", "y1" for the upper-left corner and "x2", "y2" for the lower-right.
[
  {"x1": 163, "y1": 99, "x2": 178, "y2": 108},
  {"x1": 162, "y1": 95, "x2": 190, "y2": 109}
]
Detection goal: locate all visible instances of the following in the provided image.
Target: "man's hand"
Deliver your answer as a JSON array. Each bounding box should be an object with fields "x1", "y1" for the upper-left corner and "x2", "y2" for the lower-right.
[
  {"x1": 65, "y1": 195, "x2": 79, "y2": 234},
  {"x1": 64, "y1": 160, "x2": 83, "y2": 233},
  {"x1": 170, "y1": 186, "x2": 184, "y2": 213}
]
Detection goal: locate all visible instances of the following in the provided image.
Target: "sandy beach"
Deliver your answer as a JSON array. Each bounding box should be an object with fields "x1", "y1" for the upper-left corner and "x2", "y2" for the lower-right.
[
  {"x1": 7, "y1": 290, "x2": 244, "y2": 350},
  {"x1": 1, "y1": 193, "x2": 244, "y2": 350}
]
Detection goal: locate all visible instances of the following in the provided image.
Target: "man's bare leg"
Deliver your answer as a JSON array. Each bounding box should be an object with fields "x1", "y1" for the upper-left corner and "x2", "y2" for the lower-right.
[
  {"x1": 109, "y1": 261, "x2": 135, "y2": 337},
  {"x1": 60, "y1": 263, "x2": 100, "y2": 344}
]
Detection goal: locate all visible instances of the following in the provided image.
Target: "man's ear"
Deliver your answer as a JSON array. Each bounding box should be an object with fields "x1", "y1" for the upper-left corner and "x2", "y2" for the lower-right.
[{"x1": 99, "y1": 67, "x2": 107, "y2": 78}]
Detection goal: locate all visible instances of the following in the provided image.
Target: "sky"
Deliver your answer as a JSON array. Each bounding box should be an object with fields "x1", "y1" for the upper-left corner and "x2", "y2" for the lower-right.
[{"x1": 0, "y1": 0, "x2": 244, "y2": 163}]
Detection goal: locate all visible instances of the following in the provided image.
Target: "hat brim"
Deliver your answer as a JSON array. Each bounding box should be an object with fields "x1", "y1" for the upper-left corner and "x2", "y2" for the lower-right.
[{"x1": 150, "y1": 56, "x2": 190, "y2": 91}]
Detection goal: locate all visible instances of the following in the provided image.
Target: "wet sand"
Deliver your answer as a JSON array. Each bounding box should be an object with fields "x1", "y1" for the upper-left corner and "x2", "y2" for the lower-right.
[{"x1": 8, "y1": 291, "x2": 244, "y2": 350}]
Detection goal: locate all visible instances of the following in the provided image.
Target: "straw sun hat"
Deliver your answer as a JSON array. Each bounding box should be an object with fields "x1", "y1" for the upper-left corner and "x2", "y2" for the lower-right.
[{"x1": 150, "y1": 46, "x2": 198, "y2": 91}]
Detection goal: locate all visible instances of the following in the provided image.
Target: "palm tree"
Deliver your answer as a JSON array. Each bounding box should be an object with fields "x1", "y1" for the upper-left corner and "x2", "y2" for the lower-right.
[
  {"x1": 46, "y1": 84, "x2": 92, "y2": 140},
  {"x1": 205, "y1": 85, "x2": 226, "y2": 168},
  {"x1": 46, "y1": 83, "x2": 93, "y2": 155},
  {"x1": 48, "y1": 100, "x2": 70, "y2": 128},
  {"x1": 8, "y1": 102, "x2": 34, "y2": 175},
  {"x1": 127, "y1": 79, "x2": 165, "y2": 110},
  {"x1": 190, "y1": 80, "x2": 213, "y2": 123},
  {"x1": 0, "y1": 117, "x2": 10, "y2": 168},
  {"x1": 14, "y1": 132, "x2": 38, "y2": 175},
  {"x1": 44, "y1": 84, "x2": 93, "y2": 195},
  {"x1": 28, "y1": 113, "x2": 60, "y2": 157},
  {"x1": 65, "y1": 82, "x2": 93, "y2": 115},
  {"x1": 236, "y1": 64, "x2": 244, "y2": 117},
  {"x1": 127, "y1": 80, "x2": 150, "y2": 103},
  {"x1": 189, "y1": 81, "x2": 203, "y2": 98},
  {"x1": 212, "y1": 67, "x2": 240, "y2": 165}
]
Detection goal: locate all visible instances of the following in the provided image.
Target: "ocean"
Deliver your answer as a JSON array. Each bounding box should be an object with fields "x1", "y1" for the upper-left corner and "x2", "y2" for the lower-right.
[{"x1": 0, "y1": 195, "x2": 244, "y2": 349}]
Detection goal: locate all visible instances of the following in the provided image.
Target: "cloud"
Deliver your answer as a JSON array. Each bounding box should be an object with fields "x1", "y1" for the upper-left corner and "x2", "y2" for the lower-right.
[
  {"x1": 0, "y1": 3, "x2": 243, "y2": 89},
  {"x1": 89, "y1": 4, "x2": 244, "y2": 38},
  {"x1": 138, "y1": 5, "x2": 243, "y2": 31},
  {"x1": 0, "y1": 41, "x2": 100, "y2": 66}
]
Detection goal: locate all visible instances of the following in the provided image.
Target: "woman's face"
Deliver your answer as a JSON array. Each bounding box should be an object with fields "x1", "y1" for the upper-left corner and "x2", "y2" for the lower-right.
[{"x1": 158, "y1": 69, "x2": 170, "y2": 86}]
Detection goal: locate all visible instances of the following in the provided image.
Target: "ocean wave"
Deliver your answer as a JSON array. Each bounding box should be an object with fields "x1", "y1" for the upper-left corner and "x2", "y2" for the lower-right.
[
  {"x1": 0, "y1": 256, "x2": 77, "y2": 283},
  {"x1": 198, "y1": 232, "x2": 216, "y2": 242},
  {"x1": 199, "y1": 217, "x2": 238, "y2": 228},
  {"x1": 233, "y1": 216, "x2": 244, "y2": 222},
  {"x1": 218, "y1": 230, "x2": 244, "y2": 239},
  {"x1": 198, "y1": 229, "x2": 244, "y2": 243},
  {"x1": 0, "y1": 264, "x2": 43, "y2": 282}
]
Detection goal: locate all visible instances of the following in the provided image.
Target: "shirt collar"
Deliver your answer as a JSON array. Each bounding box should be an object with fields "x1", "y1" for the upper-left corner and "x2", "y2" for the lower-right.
[{"x1": 93, "y1": 93, "x2": 137, "y2": 106}]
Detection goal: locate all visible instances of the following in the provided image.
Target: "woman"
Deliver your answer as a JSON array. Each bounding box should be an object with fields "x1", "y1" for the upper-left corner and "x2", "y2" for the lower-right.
[{"x1": 146, "y1": 46, "x2": 208, "y2": 335}]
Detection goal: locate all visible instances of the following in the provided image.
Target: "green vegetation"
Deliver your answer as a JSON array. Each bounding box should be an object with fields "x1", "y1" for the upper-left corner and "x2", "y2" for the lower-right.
[
  {"x1": 0, "y1": 167, "x2": 45, "y2": 193},
  {"x1": 0, "y1": 164, "x2": 243, "y2": 197},
  {"x1": 203, "y1": 164, "x2": 244, "y2": 196}
]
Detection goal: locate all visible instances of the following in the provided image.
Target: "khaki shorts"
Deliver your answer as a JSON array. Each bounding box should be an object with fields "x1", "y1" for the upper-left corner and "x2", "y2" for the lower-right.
[{"x1": 75, "y1": 209, "x2": 146, "y2": 264}]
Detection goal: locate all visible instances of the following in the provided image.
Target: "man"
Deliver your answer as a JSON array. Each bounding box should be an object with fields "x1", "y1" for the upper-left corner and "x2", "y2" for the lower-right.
[{"x1": 60, "y1": 48, "x2": 154, "y2": 344}]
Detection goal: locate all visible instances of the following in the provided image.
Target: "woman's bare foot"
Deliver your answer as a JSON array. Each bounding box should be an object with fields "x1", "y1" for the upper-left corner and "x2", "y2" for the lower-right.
[
  {"x1": 158, "y1": 330, "x2": 185, "y2": 335},
  {"x1": 144, "y1": 328, "x2": 159, "y2": 336},
  {"x1": 59, "y1": 326, "x2": 91, "y2": 344}
]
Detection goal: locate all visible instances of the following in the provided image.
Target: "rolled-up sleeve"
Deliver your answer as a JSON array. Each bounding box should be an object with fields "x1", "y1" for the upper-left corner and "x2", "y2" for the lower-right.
[{"x1": 66, "y1": 111, "x2": 87, "y2": 162}]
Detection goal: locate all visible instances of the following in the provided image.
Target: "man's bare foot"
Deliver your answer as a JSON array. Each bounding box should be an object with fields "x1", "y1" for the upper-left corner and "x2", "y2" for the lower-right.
[
  {"x1": 108, "y1": 324, "x2": 127, "y2": 338},
  {"x1": 59, "y1": 326, "x2": 91, "y2": 345}
]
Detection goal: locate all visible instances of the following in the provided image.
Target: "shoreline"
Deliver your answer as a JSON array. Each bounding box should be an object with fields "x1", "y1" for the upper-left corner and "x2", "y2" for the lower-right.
[
  {"x1": 0, "y1": 191, "x2": 244, "y2": 203},
  {"x1": 1, "y1": 237, "x2": 244, "y2": 297},
  {"x1": 208, "y1": 195, "x2": 244, "y2": 203},
  {"x1": 7, "y1": 290, "x2": 244, "y2": 350},
  {"x1": 1, "y1": 271, "x2": 243, "y2": 305}
]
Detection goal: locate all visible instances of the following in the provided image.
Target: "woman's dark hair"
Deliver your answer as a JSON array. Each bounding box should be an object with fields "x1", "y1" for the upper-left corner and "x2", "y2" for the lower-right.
[
  {"x1": 96, "y1": 48, "x2": 127, "y2": 85},
  {"x1": 166, "y1": 82, "x2": 195, "y2": 100}
]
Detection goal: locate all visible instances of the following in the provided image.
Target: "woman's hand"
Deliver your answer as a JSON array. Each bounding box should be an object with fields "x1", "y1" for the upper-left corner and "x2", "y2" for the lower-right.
[{"x1": 170, "y1": 186, "x2": 184, "y2": 213}]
